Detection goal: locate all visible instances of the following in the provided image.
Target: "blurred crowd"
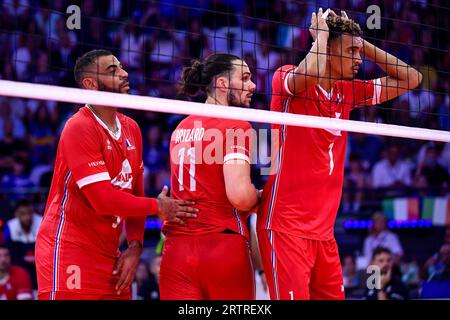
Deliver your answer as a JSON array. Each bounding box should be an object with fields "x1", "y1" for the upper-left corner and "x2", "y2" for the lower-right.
[{"x1": 0, "y1": 0, "x2": 449, "y2": 299}]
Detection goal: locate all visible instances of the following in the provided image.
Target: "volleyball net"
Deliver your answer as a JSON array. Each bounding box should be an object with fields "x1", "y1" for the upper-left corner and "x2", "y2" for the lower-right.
[{"x1": 0, "y1": 0, "x2": 448, "y2": 213}]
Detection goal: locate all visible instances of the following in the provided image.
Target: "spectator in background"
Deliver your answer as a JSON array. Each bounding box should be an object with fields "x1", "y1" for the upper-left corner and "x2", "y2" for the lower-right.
[
  {"x1": 144, "y1": 126, "x2": 165, "y2": 181},
  {"x1": 201, "y1": 0, "x2": 239, "y2": 29},
  {"x1": 12, "y1": 34, "x2": 32, "y2": 81},
  {"x1": 3, "y1": 199, "x2": 41, "y2": 244},
  {"x1": 0, "y1": 244, "x2": 33, "y2": 300},
  {"x1": 3, "y1": 199, "x2": 42, "y2": 289},
  {"x1": 0, "y1": 99, "x2": 27, "y2": 141},
  {"x1": 0, "y1": 61, "x2": 16, "y2": 81},
  {"x1": 31, "y1": 52, "x2": 54, "y2": 85},
  {"x1": 420, "y1": 242, "x2": 450, "y2": 298},
  {"x1": 348, "y1": 133, "x2": 383, "y2": 171},
  {"x1": 342, "y1": 254, "x2": 365, "y2": 298},
  {"x1": 0, "y1": 118, "x2": 29, "y2": 176},
  {"x1": 132, "y1": 259, "x2": 159, "y2": 300},
  {"x1": 154, "y1": 161, "x2": 171, "y2": 196},
  {"x1": 363, "y1": 212, "x2": 404, "y2": 266},
  {"x1": 421, "y1": 227, "x2": 450, "y2": 281},
  {"x1": 29, "y1": 154, "x2": 53, "y2": 188},
  {"x1": 414, "y1": 146, "x2": 449, "y2": 195},
  {"x1": 364, "y1": 247, "x2": 409, "y2": 300},
  {"x1": 426, "y1": 244, "x2": 450, "y2": 282},
  {"x1": 184, "y1": 18, "x2": 208, "y2": 60},
  {"x1": 119, "y1": 19, "x2": 146, "y2": 71},
  {"x1": 417, "y1": 142, "x2": 450, "y2": 175},
  {"x1": 371, "y1": 144, "x2": 412, "y2": 193},
  {"x1": 1, "y1": 157, "x2": 34, "y2": 195},
  {"x1": 29, "y1": 102, "x2": 55, "y2": 165},
  {"x1": 149, "y1": 254, "x2": 162, "y2": 299},
  {"x1": 342, "y1": 154, "x2": 368, "y2": 214}
]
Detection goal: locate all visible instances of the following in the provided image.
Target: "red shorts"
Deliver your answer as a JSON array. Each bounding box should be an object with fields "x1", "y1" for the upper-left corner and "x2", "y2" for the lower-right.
[
  {"x1": 35, "y1": 225, "x2": 127, "y2": 299},
  {"x1": 38, "y1": 291, "x2": 130, "y2": 300},
  {"x1": 257, "y1": 229, "x2": 345, "y2": 300},
  {"x1": 159, "y1": 233, "x2": 255, "y2": 300}
]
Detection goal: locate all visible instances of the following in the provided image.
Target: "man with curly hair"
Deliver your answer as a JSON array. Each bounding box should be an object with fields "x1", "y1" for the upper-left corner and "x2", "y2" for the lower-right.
[{"x1": 257, "y1": 9, "x2": 422, "y2": 300}]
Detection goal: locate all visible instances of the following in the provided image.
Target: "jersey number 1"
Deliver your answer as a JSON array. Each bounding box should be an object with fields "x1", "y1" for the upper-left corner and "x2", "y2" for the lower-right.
[
  {"x1": 178, "y1": 147, "x2": 196, "y2": 191},
  {"x1": 328, "y1": 143, "x2": 335, "y2": 175}
]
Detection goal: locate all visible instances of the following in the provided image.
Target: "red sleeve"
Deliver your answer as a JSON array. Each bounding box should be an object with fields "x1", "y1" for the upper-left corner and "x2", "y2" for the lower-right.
[
  {"x1": 345, "y1": 78, "x2": 382, "y2": 109},
  {"x1": 61, "y1": 118, "x2": 110, "y2": 188},
  {"x1": 271, "y1": 65, "x2": 296, "y2": 111},
  {"x1": 125, "y1": 122, "x2": 147, "y2": 244},
  {"x1": 11, "y1": 267, "x2": 33, "y2": 300},
  {"x1": 223, "y1": 121, "x2": 254, "y2": 164},
  {"x1": 82, "y1": 180, "x2": 158, "y2": 217}
]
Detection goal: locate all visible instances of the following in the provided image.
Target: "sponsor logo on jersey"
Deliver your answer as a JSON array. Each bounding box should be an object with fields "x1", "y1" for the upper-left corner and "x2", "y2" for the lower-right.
[
  {"x1": 126, "y1": 138, "x2": 135, "y2": 150},
  {"x1": 88, "y1": 160, "x2": 105, "y2": 167},
  {"x1": 111, "y1": 159, "x2": 133, "y2": 189}
]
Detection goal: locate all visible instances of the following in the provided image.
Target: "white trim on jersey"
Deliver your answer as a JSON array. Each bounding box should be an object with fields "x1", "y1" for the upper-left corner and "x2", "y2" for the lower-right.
[
  {"x1": 316, "y1": 84, "x2": 333, "y2": 100},
  {"x1": 87, "y1": 105, "x2": 122, "y2": 140},
  {"x1": 77, "y1": 172, "x2": 111, "y2": 188},
  {"x1": 373, "y1": 78, "x2": 382, "y2": 105},
  {"x1": 224, "y1": 152, "x2": 250, "y2": 164},
  {"x1": 283, "y1": 68, "x2": 296, "y2": 96}
]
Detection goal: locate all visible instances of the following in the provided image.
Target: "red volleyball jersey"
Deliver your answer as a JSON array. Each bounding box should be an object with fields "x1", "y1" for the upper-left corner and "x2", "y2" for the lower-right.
[
  {"x1": 36, "y1": 106, "x2": 144, "y2": 296},
  {"x1": 164, "y1": 115, "x2": 254, "y2": 240},
  {"x1": 258, "y1": 65, "x2": 381, "y2": 240}
]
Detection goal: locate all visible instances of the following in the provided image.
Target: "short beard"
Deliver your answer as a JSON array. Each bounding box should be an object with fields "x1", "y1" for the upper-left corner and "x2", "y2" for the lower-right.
[
  {"x1": 227, "y1": 90, "x2": 246, "y2": 108},
  {"x1": 98, "y1": 80, "x2": 125, "y2": 94}
]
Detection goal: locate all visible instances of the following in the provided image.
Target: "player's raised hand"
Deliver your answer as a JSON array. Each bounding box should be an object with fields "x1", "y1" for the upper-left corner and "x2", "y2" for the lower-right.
[
  {"x1": 309, "y1": 8, "x2": 330, "y2": 41},
  {"x1": 157, "y1": 185, "x2": 199, "y2": 226}
]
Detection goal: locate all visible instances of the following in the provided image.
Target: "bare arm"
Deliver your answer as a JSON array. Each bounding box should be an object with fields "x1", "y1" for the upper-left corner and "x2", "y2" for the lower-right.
[
  {"x1": 362, "y1": 40, "x2": 423, "y2": 103},
  {"x1": 223, "y1": 159, "x2": 259, "y2": 211},
  {"x1": 287, "y1": 8, "x2": 329, "y2": 94}
]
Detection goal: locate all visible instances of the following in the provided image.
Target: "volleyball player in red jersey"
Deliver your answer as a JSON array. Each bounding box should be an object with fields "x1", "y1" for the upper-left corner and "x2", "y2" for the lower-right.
[
  {"x1": 257, "y1": 9, "x2": 423, "y2": 300},
  {"x1": 35, "y1": 50, "x2": 197, "y2": 300},
  {"x1": 160, "y1": 53, "x2": 260, "y2": 299}
]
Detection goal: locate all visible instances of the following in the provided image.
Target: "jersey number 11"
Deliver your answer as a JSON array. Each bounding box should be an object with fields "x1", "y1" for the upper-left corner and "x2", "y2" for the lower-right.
[{"x1": 178, "y1": 147, "x2": 196, "y2": 192}]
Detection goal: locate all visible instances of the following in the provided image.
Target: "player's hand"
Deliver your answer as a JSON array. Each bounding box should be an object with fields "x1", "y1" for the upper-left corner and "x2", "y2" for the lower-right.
[
  {"x1": 112, "y1": 240, "x2": 142, "y2": 295},
  {"x1": 340, "y1": 10, "x2": 349, "y2": 20},
  {"x1": 309, "y1": 8, "x2": 332, "y2": 41},
  {"x1": 157, "y1": 185, "x2": 199, "y2": 226}
]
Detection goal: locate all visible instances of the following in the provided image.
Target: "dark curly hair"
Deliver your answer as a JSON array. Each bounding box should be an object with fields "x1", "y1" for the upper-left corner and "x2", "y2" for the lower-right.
[
  {"x1": 327, "y1": 15, "x2": 363, "y2": 42},
  {"x1": 179, "y1": 53, "x2": 241, "y2": 96}
]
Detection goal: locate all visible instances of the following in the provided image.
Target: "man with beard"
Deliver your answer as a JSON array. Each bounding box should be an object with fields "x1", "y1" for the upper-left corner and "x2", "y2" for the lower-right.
[
  {"x1": 160, "y1": 53, "x2": 260, "y2": 299},
  {"x1": 257, "y1": 9, "x2": 422, "y2": 300},
  {"x1": 364, "y1": 247, "x2": 409, "y2": 300},
  {"x1": 35, "y1": 49, "x2": 198, "y2": 300}
]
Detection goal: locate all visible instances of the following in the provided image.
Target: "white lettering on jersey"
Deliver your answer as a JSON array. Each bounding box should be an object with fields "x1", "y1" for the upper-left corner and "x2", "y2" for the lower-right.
[
  {"x1": 88, "y1": 160, "x2": 105, "y2": 167},
  {"x1": 111, "y1": 158, "x2": 133, "y2": 190},
  {"x1": 174, "y1": 128, "x2": 205, "y2": 143}
]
